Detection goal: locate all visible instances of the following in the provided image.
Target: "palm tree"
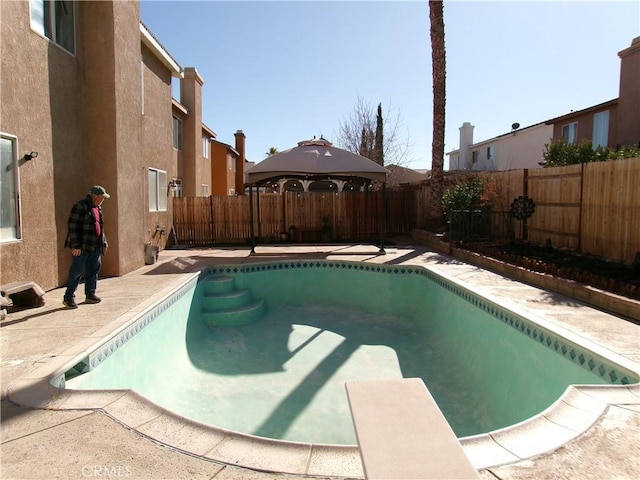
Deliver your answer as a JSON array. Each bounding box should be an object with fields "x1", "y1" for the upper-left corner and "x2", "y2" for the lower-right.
[
  {"x1": 429, "y1": 0, "x2": 446, "y2": 221},
  {"x1": 265, "y1": 147, "x2": 279, "y2": 156}
]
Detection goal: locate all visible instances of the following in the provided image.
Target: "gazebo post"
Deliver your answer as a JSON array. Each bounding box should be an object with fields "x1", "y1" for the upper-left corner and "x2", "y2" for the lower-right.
[
  {"x1": 364, "y1": 180, "x2": 370, "y2": 242},
  {"x1": 249, "y1": 185, "x2": 255, "y2": 254},
  {"x1": 379, "y1": 182, "x2": 386, "y2": 254},
  {"x1": 256, "y1": 186, "x2": 262, "y2": 242}
]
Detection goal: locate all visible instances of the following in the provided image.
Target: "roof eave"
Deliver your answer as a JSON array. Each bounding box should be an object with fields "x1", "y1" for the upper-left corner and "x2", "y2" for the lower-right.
[{"x1": 140, "y1": 23, "x2": 182, "y2": 77}]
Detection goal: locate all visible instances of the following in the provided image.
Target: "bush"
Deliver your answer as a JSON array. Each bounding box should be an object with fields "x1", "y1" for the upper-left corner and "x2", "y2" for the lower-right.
[
  {"x1": 542, "y1": 138, "x2": 640, "y2": 167},
  {"x1": 442, "y1": 177, "x2": 484, "y2": 214}
]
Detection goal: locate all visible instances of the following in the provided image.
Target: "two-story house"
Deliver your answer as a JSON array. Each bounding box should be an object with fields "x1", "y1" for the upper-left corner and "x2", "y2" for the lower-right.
[
  {"x1": 0, "y1": 1, "x2": 243, "y2": 293},
  {"x1": 448, "y1": 36, "x2": 640, "y2": 172},
  {"x1": 545, "y1": 38, "x2": 639, "y2": 149}
]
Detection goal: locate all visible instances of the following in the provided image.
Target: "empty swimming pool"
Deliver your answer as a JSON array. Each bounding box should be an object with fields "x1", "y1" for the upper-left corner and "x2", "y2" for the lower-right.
[{"x1": 65, "y1": 260, "x2": 638, "y2": 445}]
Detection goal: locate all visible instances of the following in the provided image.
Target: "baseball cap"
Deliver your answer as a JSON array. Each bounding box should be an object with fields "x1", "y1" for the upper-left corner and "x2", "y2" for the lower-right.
[{"x1": 89, "y1": 185, "x2": 110, "y2": 198}]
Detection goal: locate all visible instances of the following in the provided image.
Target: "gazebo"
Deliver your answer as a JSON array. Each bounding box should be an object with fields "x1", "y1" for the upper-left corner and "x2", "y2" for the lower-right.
[{"x1": 245, "y1": 137, "x2": 389, "y2": 253}]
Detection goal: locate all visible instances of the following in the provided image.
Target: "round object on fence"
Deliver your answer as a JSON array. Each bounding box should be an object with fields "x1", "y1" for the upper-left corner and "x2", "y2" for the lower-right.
[{"x1": 510, "y1": 196, "x2": 536, "y2": 220}]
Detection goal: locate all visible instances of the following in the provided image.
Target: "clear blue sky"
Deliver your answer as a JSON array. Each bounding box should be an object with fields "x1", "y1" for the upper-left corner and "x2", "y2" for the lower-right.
[{"x1": 140, "y1": 0, "x2": 640, "y2": 170}]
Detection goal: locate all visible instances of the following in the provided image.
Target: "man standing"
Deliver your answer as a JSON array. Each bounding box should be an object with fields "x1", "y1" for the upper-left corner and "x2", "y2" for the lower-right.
[{"x1": 62, "y1": 185, "x2": 110, "y2": 309}]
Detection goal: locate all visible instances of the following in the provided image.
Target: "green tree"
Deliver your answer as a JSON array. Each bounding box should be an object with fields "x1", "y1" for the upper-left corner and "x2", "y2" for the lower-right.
[
  {"x1": 374, "y1": 103, "x2": 384, "y2": 166},
  {"x1": 429, "y1": 0, "x2": 446, "y2": 220},
  {"x1": 265, "y1": 147, "x2": 279, "y2": 156}
]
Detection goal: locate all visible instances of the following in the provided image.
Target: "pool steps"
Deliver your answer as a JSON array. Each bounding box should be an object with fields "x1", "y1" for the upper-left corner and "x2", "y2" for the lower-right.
[{"x1": 201, "y1": 276, "x2": 265, "y2": 327}]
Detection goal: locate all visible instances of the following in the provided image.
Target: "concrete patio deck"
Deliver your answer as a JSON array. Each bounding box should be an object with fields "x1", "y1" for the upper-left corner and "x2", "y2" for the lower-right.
[{"x1": 1, "y1": 243, "x2": 639, "y2": 479}]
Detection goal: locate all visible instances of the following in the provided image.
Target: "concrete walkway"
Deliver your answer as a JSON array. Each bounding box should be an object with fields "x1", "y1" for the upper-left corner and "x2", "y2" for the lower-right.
[{"x1": 2, "y1": 243, "x2": 639, "y2": 479}]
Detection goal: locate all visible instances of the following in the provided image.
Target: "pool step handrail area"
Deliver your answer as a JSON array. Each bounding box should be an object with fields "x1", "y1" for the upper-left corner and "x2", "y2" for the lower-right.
[{"x1": 346, "y1": 378, "x2": 479, "y2": 480}]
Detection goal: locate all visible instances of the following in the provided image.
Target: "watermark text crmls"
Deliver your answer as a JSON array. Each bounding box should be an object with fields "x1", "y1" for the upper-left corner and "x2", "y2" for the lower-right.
[{"x1": 81, "y1": 465, "x2": 132, "y2": 478}]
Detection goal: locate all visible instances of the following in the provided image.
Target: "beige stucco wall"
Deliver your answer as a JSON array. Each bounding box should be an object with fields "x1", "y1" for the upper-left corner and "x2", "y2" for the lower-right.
[
  {"x1": 492, "y1": 124, "x2": 554, "y2": 171},
  {"x1": 78, "y1": 1, "x2": 144, "y2": 278},
  {"x1": 617, "y1": 37, "x2": 640, "y2": 148},
  {"x1": 1, "y1": 1, "x2": 177, "y2": 291},
  {"x1": 142, "y1": 44, "x2": 174, "y2": 249},
  {"x1": 1, "y1": 0, "x2": 83, "y2": 290}
]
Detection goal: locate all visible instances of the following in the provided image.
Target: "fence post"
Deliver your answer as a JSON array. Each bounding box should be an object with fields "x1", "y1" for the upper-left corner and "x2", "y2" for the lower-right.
[
  {"x1": 249, "y1": 186, "x2": 255, "y2": 253},
  {"x1": 379, "y1": 183, "x2": 386, "y2": 254},
  {"x1": 578, "y1": 162, "x2": 585, "y2": 253},
  {"x1": 522, "y1": 168, "x2": 529, "y2": 241},
  {"x1": 209, "y1": 195, "x2": 214, "y2": 244}
]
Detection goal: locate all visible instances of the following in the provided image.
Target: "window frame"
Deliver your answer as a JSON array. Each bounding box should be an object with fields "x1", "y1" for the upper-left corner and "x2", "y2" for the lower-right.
[
  {"x1": 29, "y1": 0, "x2": 76, "y2": 54},
  {"x1": 148, "y1": 168, "x2": 168, "y2": 212},
  {"x1": 203, "y1": 135, "x2": 210, "y2": 158},
  {"x1": 592, "y1": 111, "x2": 609, "y2": 149},
  {"x1": 562, "y1": 122, "x2": 578, "y2": 145},
  {"x1": 487, "y1": 145, "x2": 494, "y2": 161},
  {"x1": 0, "y1": 133, "x2": 23, "y2": 243},
  {"x1": 172, "y1": 116, "x2": 183, "y2": 151}
]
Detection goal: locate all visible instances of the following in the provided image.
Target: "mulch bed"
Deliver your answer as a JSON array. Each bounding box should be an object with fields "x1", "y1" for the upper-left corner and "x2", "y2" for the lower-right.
[{"x1": 459, "y1": 242, "x2": 640, "y2": 301}]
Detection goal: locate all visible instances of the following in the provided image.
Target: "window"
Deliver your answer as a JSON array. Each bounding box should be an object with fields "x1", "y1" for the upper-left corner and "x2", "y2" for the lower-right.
[
  {"x1": 0, "y1": 134, "x2": 22, "y2": 242},
  {"x1": 203, "y1": 136, "x2": 209, "y2": 158},
  {"x1": 30, "y1": 0, "x2": 75, "y2": 54},
  {"x1": 227, "y1": 155, "x2": 233, "y2": 170},
  {"x1": 471, "y1": 150, "x2": 479, "y2": 163},
  {"x1": 487, "y1": 145, "x2": 495, "y2": 160},
  {"x1": 201, "y1": 184, "x2": 209, "y2": 196},
  {"x1": 592, "y1": 111, "x2": 609, "y2": 148},
  {"x1": 148, "y1": 168, "x2": 167, "y2": 212},
  {"x1": 172, "y1": 116, "x2": 182, "y2": 151},
  {"x1": 562, "y1": 122, "x2": 578, "y2": 144}
]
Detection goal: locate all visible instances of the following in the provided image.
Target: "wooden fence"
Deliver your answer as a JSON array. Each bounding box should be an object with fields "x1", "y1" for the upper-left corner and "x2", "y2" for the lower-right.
[
  {"x1": 172, "y1": 188, "x2": 420, "y2": 246},
  {"x1": 172, "y1": 157, "x2": 640, "y2": 264},
  {"x1": 476, "y1": 157, "x2": 640, "y2": 264}
]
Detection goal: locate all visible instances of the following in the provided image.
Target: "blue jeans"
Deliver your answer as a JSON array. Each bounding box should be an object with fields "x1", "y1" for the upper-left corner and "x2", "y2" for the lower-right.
[{"x1": 63, "y1": 249, "x2": 102, "y2": 301}]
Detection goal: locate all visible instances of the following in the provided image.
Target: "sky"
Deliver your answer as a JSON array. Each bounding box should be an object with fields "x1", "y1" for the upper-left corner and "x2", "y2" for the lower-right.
[{"x1": 139, "y1": 0, "x2": 640, "y2": 170}]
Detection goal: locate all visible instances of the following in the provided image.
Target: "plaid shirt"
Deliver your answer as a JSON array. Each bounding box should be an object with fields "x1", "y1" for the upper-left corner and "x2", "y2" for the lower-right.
[{"x1": 64, "y1": 196, "x2": 108, "y2": 253}]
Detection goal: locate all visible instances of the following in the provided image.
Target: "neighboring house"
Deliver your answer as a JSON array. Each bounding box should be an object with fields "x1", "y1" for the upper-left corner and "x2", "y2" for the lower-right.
[
  {"x1": 210, "y1": 131, "x2": 246, "y2": 196},
  {"x1": 547, "y1": 37, "x2": 639, "y2": 149},
  {"x1": 385, "y1": 164, "x2": 428, "y2": 188},
  {"x1": 448, "y1": 36, "x2": 640, "y2": 172},
  {"x1": 447, "y1": 121, "x2": 553, "y2": 171},
  {"x1": 0, "y1": 1, "x2": 242, "y2": 292}
]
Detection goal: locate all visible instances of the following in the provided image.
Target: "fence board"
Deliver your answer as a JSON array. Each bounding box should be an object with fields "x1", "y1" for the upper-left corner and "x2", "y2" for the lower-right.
[
  {"x1": 581, "y1": 157, "x2": 640, "y2": 263},
  {"x1": 525, "y1": 164, "x2": 581, "y2": 249}
]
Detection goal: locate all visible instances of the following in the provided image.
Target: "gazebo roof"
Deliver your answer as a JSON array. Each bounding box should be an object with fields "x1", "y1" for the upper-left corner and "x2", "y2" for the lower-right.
[{"x1": 246, "y1": 138, "x2": 389, "y2": 185}]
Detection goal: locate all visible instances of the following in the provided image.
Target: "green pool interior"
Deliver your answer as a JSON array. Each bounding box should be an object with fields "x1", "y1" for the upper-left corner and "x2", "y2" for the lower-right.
[{"x1": 66, "y1": 262, "x2": 636, "y2": 445}]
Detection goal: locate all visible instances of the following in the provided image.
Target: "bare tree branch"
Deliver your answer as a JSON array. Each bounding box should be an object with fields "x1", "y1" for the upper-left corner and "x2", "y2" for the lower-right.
[{"x1": 335, "y1": 96, "x2": 413, "y2": 167}]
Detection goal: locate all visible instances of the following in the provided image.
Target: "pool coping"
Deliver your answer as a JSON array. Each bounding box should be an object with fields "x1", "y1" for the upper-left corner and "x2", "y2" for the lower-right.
[{"x1": 5, "y1": 259, "x2": 640, "y2": 477}]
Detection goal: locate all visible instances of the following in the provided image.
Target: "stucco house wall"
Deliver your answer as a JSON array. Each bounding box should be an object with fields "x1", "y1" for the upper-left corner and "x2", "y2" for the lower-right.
[
  {"x1": 2, "y1": 0, "x2": 89, "y2": 289},
  {"x1": 447, "y1": 122, "x2": 553, "y2": 172},
  {"x1": 1, "y1": 1, "x2": 181, "y2": 291},
  {"x1": 211, "y1": 141, "x2": 238, "y2": 195},
  {"x1": 141, "y1": 41, "x2": 176, "y2": 249},
  {"x1": 615, "y1": 36, "x2": 640, "y2": 148}
]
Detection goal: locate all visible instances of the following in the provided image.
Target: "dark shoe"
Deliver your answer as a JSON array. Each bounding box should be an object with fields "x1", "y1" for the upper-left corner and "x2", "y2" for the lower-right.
[
  {"x1": 85, "y1": 294, "x2": 102, "y2": 304},
  {"x1": 63, "y1": 298, "x2": 78, "y2": 309}
]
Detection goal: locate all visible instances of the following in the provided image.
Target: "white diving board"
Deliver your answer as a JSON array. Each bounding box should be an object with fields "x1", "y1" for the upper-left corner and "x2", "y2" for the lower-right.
[{"x1": 346, "y1": 378, "x2": 479, "y2": 480}]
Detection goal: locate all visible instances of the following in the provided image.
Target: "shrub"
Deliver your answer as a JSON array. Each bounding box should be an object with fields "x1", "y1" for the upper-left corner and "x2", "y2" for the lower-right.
[
  {"x1": 442, "y1": 177, "x2": 484, "y2": 214},
  {"x1": 542, "y1": 138, "x2": 640, "y2": 167}
]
